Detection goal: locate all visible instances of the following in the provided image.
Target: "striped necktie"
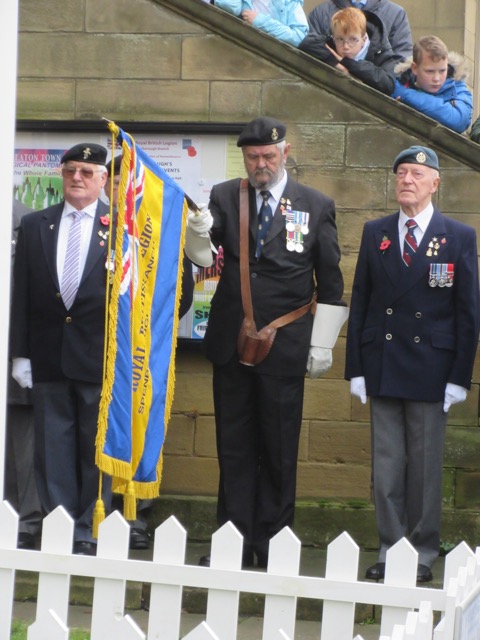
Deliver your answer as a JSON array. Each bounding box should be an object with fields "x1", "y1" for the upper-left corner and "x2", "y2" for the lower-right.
[
  {"x1": 256, "y1": 190, "x2": 273, "y2": 258},
  {"x1": 61, "y1": 210, "x2": 85, "y2": 309},
  {"x1": 402, "y1": 219, "x2": 418, "y2": 266}
]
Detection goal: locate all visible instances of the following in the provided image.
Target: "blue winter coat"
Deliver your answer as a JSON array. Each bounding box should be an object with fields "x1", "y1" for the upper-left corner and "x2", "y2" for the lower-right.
[
  {"x1": 391, "y1": 53, "x2": 473, "y2": 134},
  {"x1": 214, "y1": 0, "x2": 308, "y2": 47}
]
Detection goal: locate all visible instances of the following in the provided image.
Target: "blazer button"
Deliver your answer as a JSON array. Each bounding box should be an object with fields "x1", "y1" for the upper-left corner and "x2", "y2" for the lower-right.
[
  {"x1": 386, "y1": 333, "x2": 392, "y2": 340},
  {"x1": 65, "y1": 317, "x2": 72, "y2": 323},
  {"x1": 386, "y1": 308, "x2": 393, "y2": 315},
  {"x1": 415, "y1": 312, "x2": 422, "y2": 318},
  {"x1": 56, "y1": 292, "x2": 61, "y2": 299},
  {"x1": 414, "y1": 336, "x2": 420, "y2": 343},
  {"x1": 251, "y1": 272, "x2": 257, "y2": 279}
]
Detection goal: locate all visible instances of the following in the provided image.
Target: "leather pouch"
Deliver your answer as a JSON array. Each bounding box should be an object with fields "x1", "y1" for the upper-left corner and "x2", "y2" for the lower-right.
[{"x1": 237, "y1": 318, "x2": 277, "y2": 366}]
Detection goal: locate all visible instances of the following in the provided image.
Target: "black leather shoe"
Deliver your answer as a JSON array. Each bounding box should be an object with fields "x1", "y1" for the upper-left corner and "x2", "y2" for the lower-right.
[
  {"x1": 73, "y1": 541, "x2": 97, "y2": 556},
  {"x1": 17, "y1": 532, "x2": 36, "y2": 550},
  {"x1": 130, "y1": 528, "x2": 150, "y2": 550},
  {"x1": 417, "y1": 564, "x2": 433, "y2": 583},
  {"x1": 365, "y1": 562, "x2": 385, "y2": 580}
]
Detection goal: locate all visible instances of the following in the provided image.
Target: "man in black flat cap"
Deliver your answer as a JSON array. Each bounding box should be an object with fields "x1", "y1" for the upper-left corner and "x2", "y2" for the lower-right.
[
  {"x1": 11, "y1": 142, "x2": 113, "y2": 555},
  {"x1": 346, "y1": 145, "x2": 479, "y2": 582},
  {"x1": 199, "y1": 116, "x2": 348, "y2": 568}
]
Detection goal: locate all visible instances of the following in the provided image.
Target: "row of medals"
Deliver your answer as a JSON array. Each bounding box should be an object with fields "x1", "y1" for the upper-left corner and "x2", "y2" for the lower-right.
[
  {"x1": 429, "y1": 262, "x2": 454, "y2": 288},
  {"x1": 285, "y1": 206, "x2": 309, "y2": 253}
]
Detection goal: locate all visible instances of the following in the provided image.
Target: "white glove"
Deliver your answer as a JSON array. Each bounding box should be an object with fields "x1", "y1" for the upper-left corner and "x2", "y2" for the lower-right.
[
  {"x1": 187, "y1": 203, "x2": 213, "y2": 236},
  {"x1": 12, "y1": 357, "x2": 33, "y2": 389},
  {"x1": 307, "y1": 346, "x2": 332, "y2": 379},
  {"x1": 443, "y1": 383, "x2": 467, "y2": 412},
  {"x1": 350, "y1": 376, "x2": 367, "y2": 404}
]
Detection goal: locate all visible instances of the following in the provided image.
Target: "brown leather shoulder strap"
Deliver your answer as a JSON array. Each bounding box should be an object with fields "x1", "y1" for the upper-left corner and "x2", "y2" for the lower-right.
[
  {"x1": 239, "y1": 178, "x2": 255, "y2": 326},
  {"x1": 238, "y1": 178, "x2": 314, "y2": 332}
]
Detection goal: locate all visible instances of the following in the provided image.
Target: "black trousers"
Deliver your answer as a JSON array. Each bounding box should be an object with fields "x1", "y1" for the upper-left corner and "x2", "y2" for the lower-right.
[{"x1": 213, "y1": 358, "x2": 305, "y2": 559}]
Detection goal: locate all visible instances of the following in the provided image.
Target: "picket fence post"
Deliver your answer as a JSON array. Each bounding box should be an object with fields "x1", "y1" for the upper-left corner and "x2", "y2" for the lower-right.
[
  {"x1": 0, "y1": 501, "x2": 18, "y2": 640},
  {"x1": 262, "y1": 527, "x2": 302, "y2": 640},
  {"x1": 321, "y1": 531, "x2": 359, "y2": 640},
  {"x1": 91, "y1": 511, "x2": 145, "y2": 639},
  {"x1": 147, "y1": 515, "x2": 187, "y2": 640},
  {"x1": 28, "y1": 506, "x2": 74, "y2": 640},
  {"x1": 380, "y1": 538, "x2": 418, "y2": 638}
]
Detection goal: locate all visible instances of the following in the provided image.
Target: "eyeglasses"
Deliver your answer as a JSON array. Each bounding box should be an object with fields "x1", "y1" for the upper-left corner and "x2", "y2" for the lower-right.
[
  {"x1": 333, "y1": 36, "x2": 362, "y2": 46},
  {"x1": 62, "y1": 166, "x2": 104, "y2": 179}
]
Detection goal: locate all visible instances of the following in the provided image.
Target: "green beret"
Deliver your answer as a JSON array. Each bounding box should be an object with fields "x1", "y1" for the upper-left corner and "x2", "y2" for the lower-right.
[
  {"x1": 393, "y1": 146, "x2": 439, "y2": 173},
  {"x1": 237, "y1": 117, "x2": 286, "y2": 147},
  {"x1": 61, "y1": 143, "x2": 107, "y2": 165}
]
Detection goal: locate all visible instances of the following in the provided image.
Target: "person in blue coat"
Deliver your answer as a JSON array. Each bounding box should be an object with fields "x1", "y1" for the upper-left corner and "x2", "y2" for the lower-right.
[
  {"x1": 345, "y1": 146, "x2": 479, "y2": 584},
  {"x1": 213, "y1": 0, "x2": 308, "y2": 47},
  {"x1": 392, "y1": 35, "x2": 473, "y2": 134}
]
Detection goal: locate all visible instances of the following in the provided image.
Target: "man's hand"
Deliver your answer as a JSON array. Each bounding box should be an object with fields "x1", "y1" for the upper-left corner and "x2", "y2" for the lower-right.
[
  {"x1": 307, "y1": 346, "x2": 332, "y2": 379},
  {"x1": 187, "y1": 203, "x2": 213, "y2": 236},
  {"x1": 350, "y1": 376, "x2": 367, "y2": 404},
  {"x1": 443, "y1": 383, "x2": 467, "y2": 412},
  {"x1": 12, "y1": 357, "x2": 33, "y2": 389}
]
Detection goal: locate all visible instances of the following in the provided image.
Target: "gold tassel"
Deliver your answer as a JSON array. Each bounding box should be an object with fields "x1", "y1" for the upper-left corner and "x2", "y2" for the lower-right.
[
  {"x1": 92, "y1": 498, "x2": 106, "y2": 539},
  {"x1": 123, "y1": 481, "x2": 137, "y2": 521}
]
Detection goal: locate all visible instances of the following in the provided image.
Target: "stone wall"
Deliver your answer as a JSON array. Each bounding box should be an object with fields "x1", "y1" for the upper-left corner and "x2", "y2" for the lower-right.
[{"x1": 17, "y1": 0, "x2": 480, "y2": 547}]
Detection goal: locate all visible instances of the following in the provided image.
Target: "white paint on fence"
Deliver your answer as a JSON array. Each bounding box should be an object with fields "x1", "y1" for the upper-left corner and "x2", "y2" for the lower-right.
[{"x1": 1, "y1": 500, "x2": 479, "y2": 640}]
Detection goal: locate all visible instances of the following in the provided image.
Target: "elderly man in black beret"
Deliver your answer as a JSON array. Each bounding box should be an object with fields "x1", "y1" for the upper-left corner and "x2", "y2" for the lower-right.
[
  {"x1": 11, "y1": 142, "x2": 113, "y2": 555},
  {"x1": 193, "y1": 116, "x2": 347, "y2": 569},
  {"x1": 346, "y1": 145, "x2": 480, "y2": 582}
]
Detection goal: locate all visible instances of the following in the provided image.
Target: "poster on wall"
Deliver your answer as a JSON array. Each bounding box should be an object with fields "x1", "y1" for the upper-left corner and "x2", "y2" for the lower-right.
[{"x1": 14, "y1": 125, "x2": 244, "y2": 339}]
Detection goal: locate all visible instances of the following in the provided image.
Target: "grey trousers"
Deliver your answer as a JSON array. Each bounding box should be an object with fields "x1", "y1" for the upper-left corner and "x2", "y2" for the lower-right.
[{"x1": 370, "y1": 396, "x2": 447, "y2": 568}]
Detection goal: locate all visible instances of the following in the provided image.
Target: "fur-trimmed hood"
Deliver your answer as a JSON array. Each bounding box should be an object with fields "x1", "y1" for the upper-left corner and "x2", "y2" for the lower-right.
[{"x1": 395, "y1": 51, "x2": 469, "y2": 82}]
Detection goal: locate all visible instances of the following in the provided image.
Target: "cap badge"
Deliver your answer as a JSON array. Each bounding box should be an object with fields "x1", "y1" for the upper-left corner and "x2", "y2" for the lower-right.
[
  {"x1": 271, "y1": 128, "x2": 279, "y2": 141},
  {"x1": 82, "y1": 147, "x2": 92, "y2": 160},
  {"x1": 416, "y1": 151, "x2": 427, "y2": 164}
]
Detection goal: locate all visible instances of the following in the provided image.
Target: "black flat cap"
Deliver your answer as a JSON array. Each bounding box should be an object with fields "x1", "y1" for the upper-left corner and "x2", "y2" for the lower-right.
[
  {"x1": 106, "y1": 155, "x2": 122, "y2": 175},
  {"x1": 237, "y1": 117, "x2": 287, "y2": 147},
  {"x1": 61, "y1": 143, "x2": 107, "y2": 165},
  {"x1": 393, "y1": 145, "x2": 439, "y2": 173}
]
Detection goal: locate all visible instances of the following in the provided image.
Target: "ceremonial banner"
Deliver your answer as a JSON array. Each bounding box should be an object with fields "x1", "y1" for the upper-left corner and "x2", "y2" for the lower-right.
[{"x1": 96, "y1": 123, "x2": 187, "y2": 508}]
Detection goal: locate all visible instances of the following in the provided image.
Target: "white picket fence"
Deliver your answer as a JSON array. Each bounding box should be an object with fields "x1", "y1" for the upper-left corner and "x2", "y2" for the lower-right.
[{"x1": 1, "y1": 500, "x2": 480, "y2": 640}]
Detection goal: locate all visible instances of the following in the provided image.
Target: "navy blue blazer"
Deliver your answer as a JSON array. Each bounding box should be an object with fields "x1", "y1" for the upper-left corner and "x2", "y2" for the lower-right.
[
  {"x1": 345, "y1": 208, "x2": 479, "y2": 402},
  {"x1": 11, "y1": 200, "x2": 111, "y2": 384}
]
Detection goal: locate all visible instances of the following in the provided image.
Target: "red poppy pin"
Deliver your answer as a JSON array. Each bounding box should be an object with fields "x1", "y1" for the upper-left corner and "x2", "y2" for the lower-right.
[
  {"x1": 100, "y1": 215, "x2": 110, "y2": 226},
  {"x1": 379, "y1": 236, "x2": 391, "y2": 253}
]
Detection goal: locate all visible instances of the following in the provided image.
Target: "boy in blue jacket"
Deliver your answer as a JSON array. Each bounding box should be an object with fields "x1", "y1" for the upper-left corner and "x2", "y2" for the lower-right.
[
  {"x1": 392, "y1": 35, "x2": 472, "y2": 134},
  {"x1": 214, "y1": 0, "x2": 308, "y2": 47}
]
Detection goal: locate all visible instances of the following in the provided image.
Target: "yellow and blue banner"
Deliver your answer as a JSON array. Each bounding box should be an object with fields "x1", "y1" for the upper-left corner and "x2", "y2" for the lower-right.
[{"x1": 96, "y1": 123, "x2": 187, "y2": 517}]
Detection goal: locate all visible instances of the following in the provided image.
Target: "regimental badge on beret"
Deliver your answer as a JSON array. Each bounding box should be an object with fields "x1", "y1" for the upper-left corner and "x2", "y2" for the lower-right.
[
  {"x1": 237, "y1": 116, "x2": 287, "y2": 147},
  {"x1": 392, "y1": 145, "x2": 439, "y2": 173},
  {"x1": 416, "y1": 151, "x2": 427, "y2": 164},
  {"x1": 61, "y1": 142, "x2": 108, "y2": 166}
]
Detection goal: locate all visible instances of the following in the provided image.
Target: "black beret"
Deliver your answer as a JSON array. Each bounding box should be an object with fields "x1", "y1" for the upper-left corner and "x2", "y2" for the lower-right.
[
  {"x1": 106, "y1": 155, "x2": 122, "y2": 175},
  {"x1": 61, "y1": 143, "x2": 107, "y2": 165},
  {"x1": 237, "y1": 117, "x2": 287, "y2": 147},
  {"x1": 393, "y1": 145, "x2": 439, "y2": 173}
]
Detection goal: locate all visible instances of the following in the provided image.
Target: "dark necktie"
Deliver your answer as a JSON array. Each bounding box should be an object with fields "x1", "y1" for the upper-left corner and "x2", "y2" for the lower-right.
[
  {"x1": 403, "y1": 219, "x2": 418, "y2": 266},
  {"x1": 351, "y1": 1, "x2": 363, "y2": 7},
  {"x1": 256, "y1": 190, "x2": 273, "y2": 258}
]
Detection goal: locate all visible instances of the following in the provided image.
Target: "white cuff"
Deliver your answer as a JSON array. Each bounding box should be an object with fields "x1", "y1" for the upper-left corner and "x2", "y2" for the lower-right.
[
  {"x1": 184, "y1": 226, "x2": 214, "y2": 267},
  {"x1": 311, "y1": 303, "x2": 349, "y2": 348}
]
